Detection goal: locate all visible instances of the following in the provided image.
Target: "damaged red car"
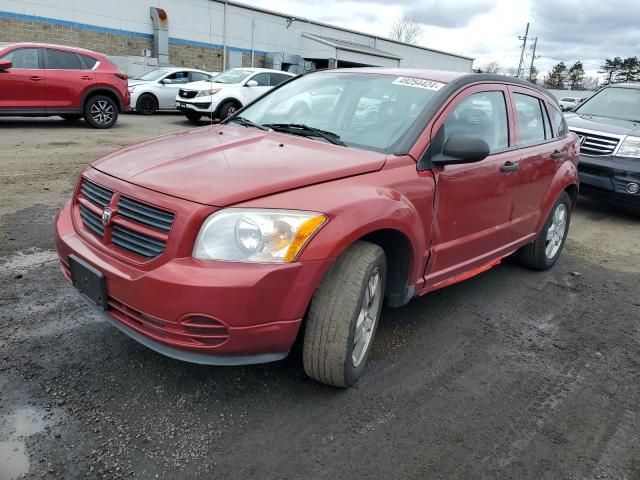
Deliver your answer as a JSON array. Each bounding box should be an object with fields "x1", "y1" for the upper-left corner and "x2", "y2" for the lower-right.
[{"x1": 55, "y1": 68, "x2": 579, "y2": 387}]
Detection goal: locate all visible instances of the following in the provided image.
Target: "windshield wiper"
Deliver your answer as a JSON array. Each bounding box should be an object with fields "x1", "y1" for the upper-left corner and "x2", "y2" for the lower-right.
[
  {"x1": 263, "y1": 123, "x2": 347, "y2": 146},
  {"x1": 228, "y1": 116, "x2": 269, "y2": 131}
]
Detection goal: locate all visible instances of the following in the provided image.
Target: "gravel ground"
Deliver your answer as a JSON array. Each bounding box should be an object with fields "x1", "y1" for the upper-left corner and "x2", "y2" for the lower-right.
[{"x1": 1, "y1": 114, "x2": 639, "y2": 480}]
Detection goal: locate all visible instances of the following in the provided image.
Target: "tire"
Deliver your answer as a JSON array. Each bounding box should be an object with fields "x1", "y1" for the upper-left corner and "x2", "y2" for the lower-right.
[
  {"x1": 60, "y1": 114, "x2": 82, "y2": 121},
  {"x1": 136, "y1": 94, "x2": 158, "y2": 115},
  {"x1": 218, "y1": 101, "x2": 240, "y2": 119},
  {"x1": 185, "y1": 111, "x2": 202, "y2": 123},
  {"x1": 303, "y1": 241, "x2": 386, "y2": 388},
  {"x1": 518, "y1": 191, "x2": 572, "y2": 270},
  {"x1": 84, "y1": 95, "x2": 118, "y2": 129}
]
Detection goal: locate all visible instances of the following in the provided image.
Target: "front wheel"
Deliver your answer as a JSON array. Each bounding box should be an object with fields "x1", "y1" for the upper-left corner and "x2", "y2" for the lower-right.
[
  {"x1": 517, "y1": 191, "x2": 572, "y2": 270},
  {"x1": 218, "y1": 101, "x2": 239, "y2": 119},
  {"x1": 84, "y1": 95, "x2": 118, "y2": 129},
  {"x1": 303, "y1": 241, "x2": 386, "y2": 388},
  {"x1": 185, "y1": 111, "x2": 202, "y2": 123},
  {"x1": 136, "y1": 94, "x2": 158, "y2": 115}
]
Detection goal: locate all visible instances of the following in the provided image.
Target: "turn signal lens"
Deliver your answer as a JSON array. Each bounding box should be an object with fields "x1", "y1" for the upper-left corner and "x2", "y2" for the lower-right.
[{"x1": 284, "y1": 215, "x2": 327, "y2": 262}]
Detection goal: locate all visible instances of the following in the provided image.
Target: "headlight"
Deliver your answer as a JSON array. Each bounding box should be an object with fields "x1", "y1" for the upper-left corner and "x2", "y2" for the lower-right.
[
  {"x1": 193, "y1": 209, "x2": 327, "y2": 263},
  {"x1": 196, "y1": 88, "x2": 220, "y2": 97},
  {"x1": 616, "y1": 136, "x2": 640, "y2": 158}
]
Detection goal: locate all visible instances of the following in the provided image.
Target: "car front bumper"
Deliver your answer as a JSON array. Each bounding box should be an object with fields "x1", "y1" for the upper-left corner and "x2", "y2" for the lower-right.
[
  {"x1": 578, "y1": 154, "x2": 640, "y2": 205},
  {"x1": 55, "y1": 201, "x2": 333, "y2": 365},
  {"x1": 176, "y1": 96, "x2": 219, "y2": 114}
]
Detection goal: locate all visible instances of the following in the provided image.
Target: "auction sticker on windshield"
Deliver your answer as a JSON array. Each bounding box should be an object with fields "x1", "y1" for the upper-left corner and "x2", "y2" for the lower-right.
[{"x1": 392, "y1": 77, "x2": 445, "y2": 90}]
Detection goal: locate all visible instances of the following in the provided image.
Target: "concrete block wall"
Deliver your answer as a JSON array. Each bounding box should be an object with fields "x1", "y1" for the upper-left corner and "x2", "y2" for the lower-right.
[{"x1": 0, "y1": 16, "x2": 265, "y2": 73}]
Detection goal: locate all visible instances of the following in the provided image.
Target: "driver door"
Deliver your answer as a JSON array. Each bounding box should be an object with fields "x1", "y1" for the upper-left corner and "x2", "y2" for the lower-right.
[
  {"x1": 159, "y1": 71, "x2": 190, "y2": 108},
  {"x1": 425, "y1": 85, "x2": 520, "y2": 286}
]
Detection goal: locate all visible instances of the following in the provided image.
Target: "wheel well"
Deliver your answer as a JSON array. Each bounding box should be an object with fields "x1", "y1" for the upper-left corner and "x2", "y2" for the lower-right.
[
  {"x1": 565, "y1": 184, "x2": 578, "y2": 207},
  {"x1": 84, "y1": 89, "x2": 122, "y2": 112},
  {"x1": 360, "y1": 229, "x2": 413, "y2": 308}
]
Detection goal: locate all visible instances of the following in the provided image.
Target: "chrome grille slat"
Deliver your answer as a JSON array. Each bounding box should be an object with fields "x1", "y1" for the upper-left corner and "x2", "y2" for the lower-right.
[
  {"x1": 117, "y1": 197, "x2": 174, "y2": 232},
  {"x1": 79, "y1": 204, "x2": 104, "y2": 236},
  {"x1": 569, "y1": 128, "x2": 620, "y2": 156},
  {"x1": 81, "y1": 179, "x2": 113, "y2": 207}
]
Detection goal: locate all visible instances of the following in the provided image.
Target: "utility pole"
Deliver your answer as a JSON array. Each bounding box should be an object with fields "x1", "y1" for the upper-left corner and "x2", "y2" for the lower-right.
[
  {"x1": 528, "y1": 36, "x2": 538, "y2": 81},
  {"x1": 516, "y1": 22, "x2": 530, "y2": 78}
]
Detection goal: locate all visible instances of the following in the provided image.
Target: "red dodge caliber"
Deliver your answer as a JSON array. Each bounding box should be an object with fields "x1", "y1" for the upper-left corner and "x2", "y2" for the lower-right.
[{"x1": 56, "y1": 69, "x2": 579, "y2": 387}]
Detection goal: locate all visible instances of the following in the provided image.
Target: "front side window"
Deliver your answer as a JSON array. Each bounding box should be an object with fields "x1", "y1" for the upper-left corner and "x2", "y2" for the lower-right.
[
  {"x1": 548, "y1": 105, "x2": 567, "y2": 137},
  {"x1": 237, "y1": 72, "x2": 442, "y2": 153},
  {"x1": 1, "y1": 48, "x2": 39, "y2": 69},
  {"x1": 514, "y1": 93, "x2": 547, "y2": 146},
  {"x1": 46, "y1": 49, "x2": 83, "y2": 70},
  {"x1": 165, "y1": 71, "x2": 190, "y2": 84},
  {"x1": 249, "y1": 73, "x2": 270, "y2": 86},
  {"x1": 442, "y1": 91, "x2": 509, "y2": 152}
]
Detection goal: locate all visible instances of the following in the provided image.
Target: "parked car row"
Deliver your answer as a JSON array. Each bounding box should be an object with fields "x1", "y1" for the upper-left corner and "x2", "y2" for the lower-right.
[{"x1": 0, "y1": 42, "x2": 296, "y2": 127}]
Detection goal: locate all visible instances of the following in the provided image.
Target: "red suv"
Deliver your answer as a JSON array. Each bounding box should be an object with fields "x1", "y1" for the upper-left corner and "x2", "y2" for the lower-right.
[
  {"x1": 55, "y1": 69, "x2": 579, "y2": 387},
  {"x1": 0, "y1": 43, "x2": 129, "y2": 128}
]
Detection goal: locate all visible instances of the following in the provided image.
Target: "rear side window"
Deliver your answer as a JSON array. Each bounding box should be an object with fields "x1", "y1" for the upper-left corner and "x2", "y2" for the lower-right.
[
  {"x1": 78, "y1": 54, "x2": 98, "y2": 69},
  {"x1": 548, "y1": 105, "x2": 567, "y2": 137},
  {"x1": 514, "y1": 93, "x2": 547, "y2": 146},
  {"x1": 190, "y1": 72, "x2": 211, "y2": 82},
  {"x1": 270, "y1": 73, "x2": 292, "y2": 86},
  {"x1": 442, "y1": 91, "x2": 509, "y2": 152},
  {"x1": 46, "y1": 49, "x2": 83, "y2": 70},
  {"x1": 1, "y1": 48, "x2": 40, "y2": 69}
]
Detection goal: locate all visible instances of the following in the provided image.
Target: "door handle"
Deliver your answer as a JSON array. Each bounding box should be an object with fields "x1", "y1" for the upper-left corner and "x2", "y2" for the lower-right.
[
  {"x1": 29, "y1": 76, "x2": 44, "y2": 81},
  {"x1": 550, "y1": 151, "x2": 566, "y2": 160},
  {"x1": 500, "y1": 161, "x2": 520, "y2": 173},
  {"x1": 81, "y1": 76, "x2": 93, "y2": 80}
]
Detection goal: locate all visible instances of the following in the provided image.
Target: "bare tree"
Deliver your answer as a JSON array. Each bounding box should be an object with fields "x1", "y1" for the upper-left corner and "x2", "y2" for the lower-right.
[
  {"x1": 389, "y1": 16, "x2": 422, "y2": 44},
  {"x1": 481, "y1": 61, "x2": 500, "y2": 74}
]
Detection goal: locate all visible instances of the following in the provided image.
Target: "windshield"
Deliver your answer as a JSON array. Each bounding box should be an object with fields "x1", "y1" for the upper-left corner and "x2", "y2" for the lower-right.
[
  {"x1": 214, "y1": 69, "x2": 253, "y2": 84},
  {"x1": 136, "y1": 69, "x2": 171, "y2": 81},
  {"x1": 236, "y1": 72, "x2": 443, "y2": 152},
  {"x1": 575, "y1": 87, "x2": 640, "y2": 122}
]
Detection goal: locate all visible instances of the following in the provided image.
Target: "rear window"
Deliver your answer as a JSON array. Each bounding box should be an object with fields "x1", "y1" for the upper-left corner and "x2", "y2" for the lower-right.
[{"x1": 78, "y1": 53, "x2": 98, "y2": 69}]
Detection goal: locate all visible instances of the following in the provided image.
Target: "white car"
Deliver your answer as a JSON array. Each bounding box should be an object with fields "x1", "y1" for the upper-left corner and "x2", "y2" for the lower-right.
[
  {"x1": 175, "y1": 68, "x2": 295, "y2": 122},
  {"x1": 129, "y1": 67, "x2": 218, "y2": 115},
  {"x1": 558, "y1": 96, "x2": 580, "y2": 112}
]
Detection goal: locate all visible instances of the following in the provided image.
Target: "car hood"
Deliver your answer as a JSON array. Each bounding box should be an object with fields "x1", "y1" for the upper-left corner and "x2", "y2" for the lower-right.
[
  {"x1": 128, "y1": 80, "x2": 153, "y2": 87},
  {"x1": 565, "y1": 112, "x2": 640, "y2": 136},
  {"x1": 181, "y1": 80, "x2": 224, "y2": 91},
  {"x1": 91, "y1": 125, "x2": 387, "y2": 206}
]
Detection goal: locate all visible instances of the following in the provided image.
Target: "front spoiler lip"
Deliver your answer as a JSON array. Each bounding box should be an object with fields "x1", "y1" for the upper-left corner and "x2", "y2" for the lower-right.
[{"x1": 80, "y1": 295, "x2": 289, "y2": 366}]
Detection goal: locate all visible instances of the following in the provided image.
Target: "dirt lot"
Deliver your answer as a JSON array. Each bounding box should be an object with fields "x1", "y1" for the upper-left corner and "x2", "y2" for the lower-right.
[{"x1": 1, "y1": 114, "x2": 639, "y2": 480}]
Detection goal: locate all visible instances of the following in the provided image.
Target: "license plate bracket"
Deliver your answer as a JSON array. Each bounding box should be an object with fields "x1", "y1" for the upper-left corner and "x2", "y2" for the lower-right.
[{"x1": 68, "y1": 254, "x2": 107, "y2": 310}]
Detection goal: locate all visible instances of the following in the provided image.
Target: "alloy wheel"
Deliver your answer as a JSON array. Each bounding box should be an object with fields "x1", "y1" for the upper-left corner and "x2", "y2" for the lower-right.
[
  {"x1": 352, "y1": 267, "x2": 382, "y2": 367},
  {"x1": 545, "y1": 203, "x2": 568, "y2": 259},
  {"x1": 90, "y1": 100, "x2": 115, "y2": 126}
]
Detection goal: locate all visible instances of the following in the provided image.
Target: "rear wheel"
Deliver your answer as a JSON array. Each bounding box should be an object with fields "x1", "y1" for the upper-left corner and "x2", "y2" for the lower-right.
[
  {"x1": 84, "y1": 95, "x2": 118, "y2": 129},
  {"x1": 60, "y1": 114, "x2": 82, "y2": 121},
  {"x1": 218, "y1": 101, "x2": 239, "y2": 119},
  {"x1": 185, "y1": 111, "x2": 202, "y2": 123},
  {"x1": 303, "y1": 241, "x2": 386, "y2": 388},
  {"x1": 518, "y1": 192, "x2": 572, "y2": 270}
]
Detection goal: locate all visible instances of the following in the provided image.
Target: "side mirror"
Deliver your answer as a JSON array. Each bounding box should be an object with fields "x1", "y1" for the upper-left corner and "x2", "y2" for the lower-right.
[
  {"x1": 0, "y1": 59, "x2": 12, "y2": 70},
  {"x1": 161, "y1": 78, "x2": 173, "y2": 84},
  {"x1": 432, "y1": 134, "x2": 490, "y2": 166},
  {"x1": 246, "y1": 80, "x2": 258, "y2": 87}
]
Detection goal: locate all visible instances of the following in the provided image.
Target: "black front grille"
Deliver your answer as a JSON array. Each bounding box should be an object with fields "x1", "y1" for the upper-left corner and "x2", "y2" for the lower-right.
[
  {"x1": 112, "y1": 225, "x2": 167, "y2": 258},
  {"x1": 79, "y1": 204, "x2": 104, "y2": 237},
  {"x1": 570, "y1": 129, "x2": 620, "y2": 156},
  {"x1": 179, "y1": 89, "x2": 198, "y2": 99},
  {"x1": 117, "y1": 196, "x2": 175, "y2": 232},
  {"x1": 81, "y1": 179, "x2": 113, "y2": 207}
]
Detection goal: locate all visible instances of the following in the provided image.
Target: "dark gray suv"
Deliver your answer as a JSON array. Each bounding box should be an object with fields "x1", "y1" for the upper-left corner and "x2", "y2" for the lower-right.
[{"x1": 565, "y1": 83, "x2": 640, "y2": 208}]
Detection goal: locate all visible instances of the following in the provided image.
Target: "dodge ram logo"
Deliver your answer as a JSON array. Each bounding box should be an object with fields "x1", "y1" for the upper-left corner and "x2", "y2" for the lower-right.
[{"x1": 101, "y1": 208, "x2": 113, "y2": 226}]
